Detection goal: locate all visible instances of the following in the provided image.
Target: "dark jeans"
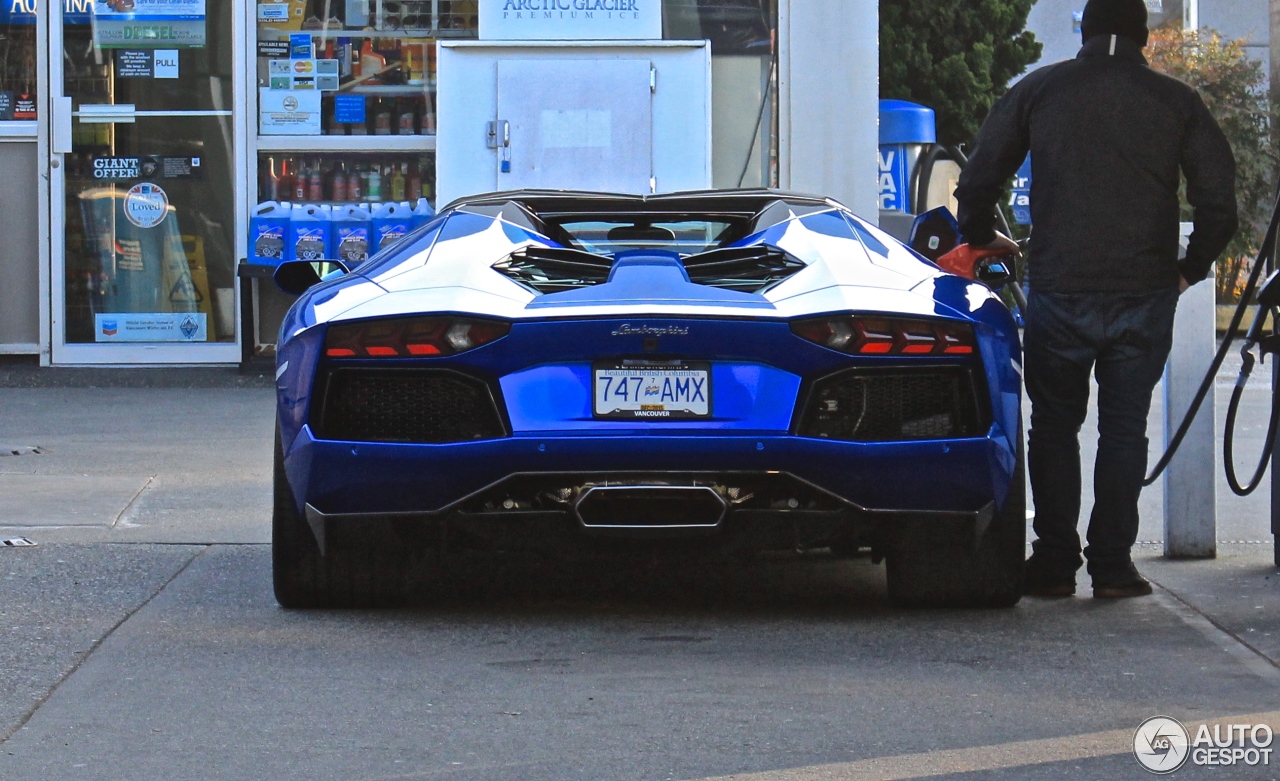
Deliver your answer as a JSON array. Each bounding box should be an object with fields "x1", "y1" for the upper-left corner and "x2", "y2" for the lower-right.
[{"x1": 1024, "y1": 287, "x2": 1179, "y2": 579}]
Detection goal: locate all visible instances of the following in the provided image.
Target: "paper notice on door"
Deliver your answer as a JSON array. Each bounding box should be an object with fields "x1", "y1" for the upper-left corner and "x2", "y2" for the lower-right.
[
  {"x1": 95, "y1": 313, "x2": 207, "y2": 342},
  {"x1": 258, "y1": 3, "x2": 290, "y2": 22},
  {"x1": 92, "y1": 0, "x2": 207, "y2": 49},
  {"x1": 116, "y1": 50, "x2": 154, "y2": 77},
  {"x1": 259, "y1": 88, "x2": 321, "y2": 135},
  {"x1": 268, "y1": 59, "x2": 340, "y2": 90}
]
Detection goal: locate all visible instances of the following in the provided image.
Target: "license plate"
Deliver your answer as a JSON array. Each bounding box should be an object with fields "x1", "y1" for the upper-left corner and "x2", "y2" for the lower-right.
[{"x1": 593, "y1": 363, "x2": 711, "y2": 419}]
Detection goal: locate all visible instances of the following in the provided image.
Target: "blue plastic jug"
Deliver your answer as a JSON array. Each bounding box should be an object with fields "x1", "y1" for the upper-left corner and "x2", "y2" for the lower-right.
[
  {"x1": 371, "y1": 202, "x2": 413, "y2": 254},
  {"x1": 248, "y1": 201, "x2": 292, "y2": 264},
  {"x1": 289, "y1": 204, "x2": 332, "y2": 261},
  {"x1": 331, "y1": 204, "x2": 372, "y2": 265},
  {"x1": 411, "y1": 197, "x2": 436, "y2": 230}
]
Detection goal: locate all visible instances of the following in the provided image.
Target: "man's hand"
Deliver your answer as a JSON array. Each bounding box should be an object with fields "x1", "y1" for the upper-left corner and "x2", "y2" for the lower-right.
[
  {"x1": 1179, "y1": 276, "x2": 1191, "y2": 294},
  {"x1": 973, "y1": 232, "x2": 1020, "y2": 254}
]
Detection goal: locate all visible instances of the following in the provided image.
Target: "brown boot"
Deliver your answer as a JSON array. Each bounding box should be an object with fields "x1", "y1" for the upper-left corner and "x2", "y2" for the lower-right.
[
  {"x1": 1092, "y1": 563, "x2": 1153, "y2": 599},
  {"x1": 1023, "y1": 557, "x2": 1076, "y2": 597}
]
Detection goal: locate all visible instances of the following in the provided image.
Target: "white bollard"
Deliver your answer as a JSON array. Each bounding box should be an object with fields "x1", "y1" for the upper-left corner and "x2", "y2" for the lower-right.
[{"x1": 1163, "y1": 223, "x2": 1217, "y2": 559}]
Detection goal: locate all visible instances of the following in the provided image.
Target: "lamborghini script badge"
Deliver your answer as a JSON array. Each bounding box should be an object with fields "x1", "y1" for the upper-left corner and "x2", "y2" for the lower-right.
[{"x1": 611, "y1": 324, "x2": 690, "y2": 337}]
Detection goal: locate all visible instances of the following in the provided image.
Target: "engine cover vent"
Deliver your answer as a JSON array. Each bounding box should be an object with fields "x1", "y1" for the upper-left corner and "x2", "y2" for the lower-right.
[
  {"x1": 493, "y1": 246, "x2": 613, "y2": 294},
  {"x1": 681, "y1": 246, "x2": 806, "y2": 293},
  {"x1": 494, "y1": 244, "x2": 805, "y2": 296}
]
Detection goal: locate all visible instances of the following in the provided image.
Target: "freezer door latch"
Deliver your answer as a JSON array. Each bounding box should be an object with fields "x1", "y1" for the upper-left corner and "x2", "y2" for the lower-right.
[
  {"x1": 486, "y1": 119, "x2": 509, "y2": 149},
  {"x1": 488, "y1": 120, "x2": 512, "y2": 173}
]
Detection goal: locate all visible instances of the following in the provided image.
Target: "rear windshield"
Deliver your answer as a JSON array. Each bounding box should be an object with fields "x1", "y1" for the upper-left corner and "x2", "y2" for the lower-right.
[{"x1": 552, "y1": 219, "x2": 739, "y2": 256}]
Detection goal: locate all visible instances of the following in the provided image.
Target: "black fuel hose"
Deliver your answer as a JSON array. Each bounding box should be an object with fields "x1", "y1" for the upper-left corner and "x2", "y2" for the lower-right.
[
  {"x1": 1142, "y1": 188, "x2": 1280, "y2": 488},
  {"x1": 1223, "y1": 327, "x2": 1280, "y2": 495}
]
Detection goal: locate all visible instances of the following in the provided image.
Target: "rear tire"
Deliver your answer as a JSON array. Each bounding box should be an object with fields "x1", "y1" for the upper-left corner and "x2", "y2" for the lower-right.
[
  {"x1": 273, "y1": 428, "x2": 416, "y2": 608},
  {"x1": 273, "y1": 428, "x2": 329, "y2": 608},
  {"x1": 885, "y1": 438, "x2": 1025, "y2": 608}
]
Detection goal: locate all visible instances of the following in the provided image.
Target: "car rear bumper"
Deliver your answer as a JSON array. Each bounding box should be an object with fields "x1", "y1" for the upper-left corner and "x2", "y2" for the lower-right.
[{"x1": 283, "y1": 425, "x2": 1017, "y2": 522}]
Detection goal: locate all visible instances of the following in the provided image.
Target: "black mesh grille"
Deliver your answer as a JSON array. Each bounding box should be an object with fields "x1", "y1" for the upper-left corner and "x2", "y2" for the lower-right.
[
  {"x1": 798, "y1": 369, "x2": 984, "y2": 442},
  {"x1": 314, "y1": 369, "x2": 506, "y2": 444}
]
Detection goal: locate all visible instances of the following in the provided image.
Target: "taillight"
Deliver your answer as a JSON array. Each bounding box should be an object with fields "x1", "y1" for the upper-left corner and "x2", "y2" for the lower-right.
[
  {"x1": 791, "y1": 315, "x2": 976, "y2": 357},
  {"x1": 324, "y1": 317, "x2": 510, "y2": 358}
]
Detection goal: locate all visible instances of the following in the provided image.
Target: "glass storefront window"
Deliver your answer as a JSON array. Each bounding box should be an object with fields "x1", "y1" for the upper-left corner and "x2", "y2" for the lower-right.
[
  {"x1": 664, "y1": 0, "x2": 772, "y2": 54},
  {"x1": 60, "y1": 1, "x2": 238, "y2": 345},
  {"x1": 0, "y1": 4, "x2": 41, "y2": 120},
  {"x1": 663, "y1": 0, "x2": 778, "y2": 188},
  {"x1": 255, "y1": 1, "x2": 478, "y2": 137}
]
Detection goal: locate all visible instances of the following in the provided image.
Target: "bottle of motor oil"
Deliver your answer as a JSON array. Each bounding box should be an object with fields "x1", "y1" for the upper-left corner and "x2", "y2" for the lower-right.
[
  {"x1": 407, "y1": 161, "x2": 422, "y2": 202},
  {"x1": 307, "y1": 159, "x2": 324, "y2": 202},
  {"x1": 391, "y1": 162, "x2": 406, "y2": 202},
  {"x1": 332, "y1": 163, "x2": 348, "y2": 202},
  {"x1": 293, "y1": 159, "x2": 308, "y2": 201},
  {"x1": 348, "y1": 166, "x2": 363, "y2": 202},
  {"x1": 249, "y1": 201, "x2": 292, "y2": 264}
]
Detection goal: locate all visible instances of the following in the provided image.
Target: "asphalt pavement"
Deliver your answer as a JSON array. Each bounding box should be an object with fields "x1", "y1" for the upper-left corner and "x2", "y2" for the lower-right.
[{"x1": 0, "y1": 367, "x2": 1277, "y2": 780}]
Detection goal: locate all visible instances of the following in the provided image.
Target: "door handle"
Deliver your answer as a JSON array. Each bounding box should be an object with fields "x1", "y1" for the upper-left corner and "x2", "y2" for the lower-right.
[
  {"x1": 52, "y1": 97, "x2": 73, "y2": 154},
  {"x1": 78, "y1": 103, "x2": 137, "y2": 124}
]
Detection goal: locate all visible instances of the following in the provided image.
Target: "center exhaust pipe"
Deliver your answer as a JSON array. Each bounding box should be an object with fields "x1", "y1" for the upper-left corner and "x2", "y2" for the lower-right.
[{"x1": 574, "y1": 485, "x2": 727, "y2": 530}]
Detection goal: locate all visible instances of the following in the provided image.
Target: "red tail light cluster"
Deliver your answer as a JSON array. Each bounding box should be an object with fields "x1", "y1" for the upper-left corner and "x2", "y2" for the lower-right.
[
  {"x1": 791, "y1": 315, "x2": 976, "y2": 356},
  {"x1": 324, "y1": 317, "x2": 510, "y2": 358}
]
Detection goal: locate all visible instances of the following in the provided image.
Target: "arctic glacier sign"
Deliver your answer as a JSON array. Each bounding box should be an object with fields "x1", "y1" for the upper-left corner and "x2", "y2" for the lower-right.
[{"x1": 479, "y1": 0, "x2": 662, "y2": 41}]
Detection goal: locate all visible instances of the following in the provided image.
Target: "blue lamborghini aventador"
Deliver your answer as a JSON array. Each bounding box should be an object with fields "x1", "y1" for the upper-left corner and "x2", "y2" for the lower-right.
[{"x1": 271, "y1": 190, "x2": 1024, "y2": 608}]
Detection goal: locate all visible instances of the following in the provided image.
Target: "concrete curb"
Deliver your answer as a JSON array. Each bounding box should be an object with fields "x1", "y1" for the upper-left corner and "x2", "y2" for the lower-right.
[{"x1": 0, "y1": 366, "x2": 273, "y2": 389}]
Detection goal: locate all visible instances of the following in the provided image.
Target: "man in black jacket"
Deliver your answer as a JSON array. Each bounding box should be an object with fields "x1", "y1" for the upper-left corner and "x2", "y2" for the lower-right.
[{"x1": 954, "y1": 0, "x2": 1238, "y2": 598}]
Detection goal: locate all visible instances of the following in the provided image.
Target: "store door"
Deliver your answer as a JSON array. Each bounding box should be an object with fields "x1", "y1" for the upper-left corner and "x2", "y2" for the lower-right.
[{"x1": 48, "y1": 0, "x2": 239, "y2": 363}]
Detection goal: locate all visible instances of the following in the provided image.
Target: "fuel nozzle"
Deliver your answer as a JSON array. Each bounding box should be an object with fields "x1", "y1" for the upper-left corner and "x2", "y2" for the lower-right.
[
  {"x1": 906, "y1": 207, "x2": 1026, "y2": 310},
  {"x1": 1241, "y1": 270, "x2": 1280, "y2": 359}
]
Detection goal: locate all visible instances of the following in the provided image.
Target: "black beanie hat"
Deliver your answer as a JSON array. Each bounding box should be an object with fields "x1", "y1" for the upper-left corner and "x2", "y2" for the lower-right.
[{"x1": 1081, "y1": 0, "x2": 1150, "y2": 48}]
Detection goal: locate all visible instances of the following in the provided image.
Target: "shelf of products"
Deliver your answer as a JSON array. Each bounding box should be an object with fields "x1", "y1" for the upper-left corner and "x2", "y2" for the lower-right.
[
  {"x1": 257, "y1": 151, "x2": 436, "y2": 205},
  {"x1": 256, "y1": 1, "x2": 477, "y2": 137},
  {"x1": 251, "y1": 152, "x2": 437, "y2": 267},
  {"x1": 257, "y1": 0, "x2": 478, "y2": 36}
]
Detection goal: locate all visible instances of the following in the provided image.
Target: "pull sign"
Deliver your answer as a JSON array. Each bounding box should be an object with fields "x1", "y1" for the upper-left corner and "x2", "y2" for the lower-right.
[{"x1": 153, "y1": 50, "x2": 180, "y2": 79}]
